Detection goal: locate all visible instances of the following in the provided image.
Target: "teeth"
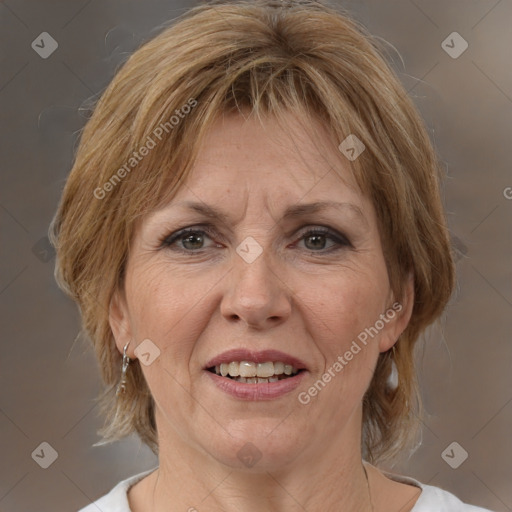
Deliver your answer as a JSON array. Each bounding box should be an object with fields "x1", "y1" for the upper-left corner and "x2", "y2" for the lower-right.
[
  {"x1": 212, "y1": 361, "x2": 300, "y2": 380},
  {"x1": 273, "y1": 362, "x2": 284, "y2": 375},
  {"x1": 239, "y1": 361, "x2": 257, "y2": 378},
  {"x1": 256, "y1": 362, "x2": 274, "y2": 378},
  {"x1": 228, "y1": 361, "x2": 240, "y2": 376},
  {"x1": 234, "y1": 376, "x2": 281, "y2": 383}
]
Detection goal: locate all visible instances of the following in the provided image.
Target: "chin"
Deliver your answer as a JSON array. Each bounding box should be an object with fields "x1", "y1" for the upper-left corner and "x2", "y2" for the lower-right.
[{"x1": 204, "y1": 418, "x2": 308, "y2": 471}]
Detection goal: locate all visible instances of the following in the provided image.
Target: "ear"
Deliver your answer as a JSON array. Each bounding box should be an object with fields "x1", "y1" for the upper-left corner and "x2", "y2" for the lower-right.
[
  {"x1": 378, "y1": 271, "x2": 415, "y2": 353},
  {"x1": 109, "y1": 288, "x2": 135, "y2": 358}
]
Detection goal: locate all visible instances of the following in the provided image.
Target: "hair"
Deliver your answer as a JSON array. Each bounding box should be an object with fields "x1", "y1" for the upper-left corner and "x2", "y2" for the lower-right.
[{"x1": 49, "y1": 0, "x2": 455, "y2": 465}]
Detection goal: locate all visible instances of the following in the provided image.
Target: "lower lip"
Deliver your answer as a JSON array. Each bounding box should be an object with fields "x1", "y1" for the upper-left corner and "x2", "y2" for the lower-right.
[{"x1": 204, "y1": 370, "x2": 307, "y2": 401}]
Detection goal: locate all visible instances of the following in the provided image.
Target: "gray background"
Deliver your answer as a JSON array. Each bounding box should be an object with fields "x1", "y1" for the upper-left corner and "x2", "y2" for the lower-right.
[{"x1": 0, "y1": 0, "x2": 511, "y2": 511}]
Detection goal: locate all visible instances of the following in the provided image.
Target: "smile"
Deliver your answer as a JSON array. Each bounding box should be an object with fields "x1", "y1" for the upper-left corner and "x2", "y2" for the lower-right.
[{"x1": 207, "y1": 361, "x2": 301, "y2": 383}]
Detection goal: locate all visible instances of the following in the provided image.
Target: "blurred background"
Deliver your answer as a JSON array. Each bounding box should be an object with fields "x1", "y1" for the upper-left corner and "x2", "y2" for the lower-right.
[{"x1": 0, "y1": 0, "x2": 511, "y2": 510}]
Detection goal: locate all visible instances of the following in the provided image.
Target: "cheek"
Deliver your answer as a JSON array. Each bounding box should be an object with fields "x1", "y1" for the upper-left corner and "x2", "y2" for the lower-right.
[
  {"x1": 303, "y1": 266, "x2": 389, "y2": 361},
  {"x1": 124, "y1": 263, "x2": 209, "y2": 421},
  {"x1": 297, "y1": 272, "x2": 388, "y2": 425},
  {"x1": 126, "y1": 259, "x2": 196, "y2": 332},
  {"x1": 125, "y1": 261, "x2": 217, "y2": 369}
]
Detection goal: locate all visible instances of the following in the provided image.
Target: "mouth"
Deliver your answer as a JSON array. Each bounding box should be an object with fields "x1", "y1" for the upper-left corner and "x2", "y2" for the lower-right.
[
  {"x1": 203, "y1": 349, "x2": 308, "y2": 400},
  {"x1": 207, "y1": 361, "x2": 304, "y2": 383}
]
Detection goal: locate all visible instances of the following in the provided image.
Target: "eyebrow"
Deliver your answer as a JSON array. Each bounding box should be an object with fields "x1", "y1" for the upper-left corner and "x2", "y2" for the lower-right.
[{"x1": 176, "y1": 200, "x2": 368, "y2": 227}]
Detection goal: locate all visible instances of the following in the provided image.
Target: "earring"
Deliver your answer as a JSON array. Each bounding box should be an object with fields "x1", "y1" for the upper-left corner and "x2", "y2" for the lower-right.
[
  {"x1": 387, "y1": 345, "x2": 398, "y2": 390},
  {"x1": 116, "y1": 341, "x2": 131, "y2": 396}
]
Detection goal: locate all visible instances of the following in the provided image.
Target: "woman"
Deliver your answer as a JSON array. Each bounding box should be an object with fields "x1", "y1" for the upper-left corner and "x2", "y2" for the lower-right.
[{"x1": 50, "y1": 1, "x2": 495, "y2": 511}]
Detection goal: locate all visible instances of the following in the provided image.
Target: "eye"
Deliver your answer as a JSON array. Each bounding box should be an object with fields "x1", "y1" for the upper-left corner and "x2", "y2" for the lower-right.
[
  {"x1": 159, "y1": 225, "x2": 351, "y2": 254},
  {"x1": 295, "y1": 227, "x2": 351, "y2": 252},
  {"x1": 160, "y1": 226, "x2": 220, "y2": 252}
]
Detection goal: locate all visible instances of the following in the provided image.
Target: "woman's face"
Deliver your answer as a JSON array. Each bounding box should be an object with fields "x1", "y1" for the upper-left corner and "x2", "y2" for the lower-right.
[{"x1": 110, "y1": 112, "x2": 413, "y2": 470}]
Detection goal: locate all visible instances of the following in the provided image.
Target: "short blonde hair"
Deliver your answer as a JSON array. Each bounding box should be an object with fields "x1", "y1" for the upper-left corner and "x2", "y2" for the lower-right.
[{"x1": 50, "y1": 0, "x2": 455, "y2": 464}]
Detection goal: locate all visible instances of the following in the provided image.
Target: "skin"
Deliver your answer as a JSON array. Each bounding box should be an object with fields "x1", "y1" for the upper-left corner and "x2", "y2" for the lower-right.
[{"x1": 109, "y1": 111, "x2": 421, "y2": 512}]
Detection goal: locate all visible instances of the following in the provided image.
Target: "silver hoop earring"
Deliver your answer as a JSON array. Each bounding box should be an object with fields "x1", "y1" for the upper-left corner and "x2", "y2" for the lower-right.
[{"x1": 116, "y1": 341, "x2": 131, "y2": 396}]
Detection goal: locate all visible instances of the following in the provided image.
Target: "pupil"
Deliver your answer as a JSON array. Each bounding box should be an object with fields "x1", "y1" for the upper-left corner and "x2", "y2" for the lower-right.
[
  {"x1": 183, "y1": 233, "x2": 203, "y2": 249},
  {"x1": 305, "y1": 234, "x2": 325, "y2": 250}
]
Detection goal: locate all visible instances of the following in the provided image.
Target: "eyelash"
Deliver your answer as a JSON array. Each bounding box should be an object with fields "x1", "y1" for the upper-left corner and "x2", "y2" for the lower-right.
[{"x1": 159, "y1": 225, "x2": 352, "y2": 254}]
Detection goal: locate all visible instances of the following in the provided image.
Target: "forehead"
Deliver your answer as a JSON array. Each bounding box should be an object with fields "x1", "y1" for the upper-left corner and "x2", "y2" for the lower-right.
[
  {"x1": 132, "y1": 111, "x2": 380, "y2": 246},
  {"x1": 175, "y1": 111, "x2": 362, "y2": 202}
]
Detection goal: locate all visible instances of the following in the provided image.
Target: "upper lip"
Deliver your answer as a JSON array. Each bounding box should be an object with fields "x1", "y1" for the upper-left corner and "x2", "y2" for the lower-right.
[{"x1": 205, "y1": 349, "x2": 308, "y2": 371}]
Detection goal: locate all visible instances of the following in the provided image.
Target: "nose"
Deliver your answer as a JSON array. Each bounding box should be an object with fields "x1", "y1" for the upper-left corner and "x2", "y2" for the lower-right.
[{"x1": 220, "y1": 249, "x2": 292, "y2": 330}]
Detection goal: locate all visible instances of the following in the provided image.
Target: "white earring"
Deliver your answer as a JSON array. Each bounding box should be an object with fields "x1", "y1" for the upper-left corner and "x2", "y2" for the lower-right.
[{"x1": 387, "y1": 357, "x2": 398, "y2": 390}]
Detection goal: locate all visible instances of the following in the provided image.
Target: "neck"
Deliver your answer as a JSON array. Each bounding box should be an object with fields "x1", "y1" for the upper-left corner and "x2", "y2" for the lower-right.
[{"x1": 130, "y1": 406, "x2": 373, "y2": 512}]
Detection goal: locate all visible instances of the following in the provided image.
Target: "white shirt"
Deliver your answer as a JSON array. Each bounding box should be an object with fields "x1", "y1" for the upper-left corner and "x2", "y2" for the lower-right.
[{"x1": 77, "y1": 467, "x2": 496, "y2": 512}]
